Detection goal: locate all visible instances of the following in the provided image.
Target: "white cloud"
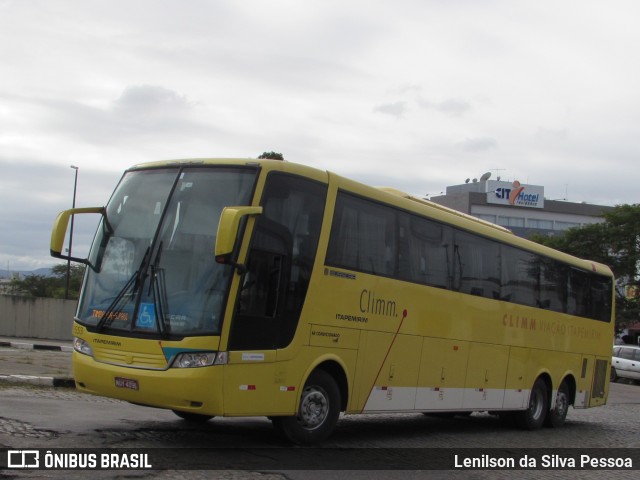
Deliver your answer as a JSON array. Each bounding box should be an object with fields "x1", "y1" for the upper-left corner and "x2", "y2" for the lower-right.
[
  {"x1": 373, "y1": 102, "x2": 407, "y2": 118},
  {"x1": 419, "y1": 98, "x2": 472, "y2": 117},
  {"x1": 1, "y1": 0, "x2": 640, "y2": 270},
  {"x1": 113, "y1": 85, "x2": 193, "y2": 114},
  {"x1": 457, "y1": 137, "x2": 498, "y2": 153}
]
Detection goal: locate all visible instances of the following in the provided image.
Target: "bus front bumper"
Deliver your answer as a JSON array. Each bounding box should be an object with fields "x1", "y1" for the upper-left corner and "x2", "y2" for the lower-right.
[{"x1": 73, "y1": 351, "x2": 224, "y2": 416}]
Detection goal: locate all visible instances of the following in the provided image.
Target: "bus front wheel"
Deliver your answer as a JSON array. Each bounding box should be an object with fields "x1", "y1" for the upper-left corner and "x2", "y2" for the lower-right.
[
  {"x1": 272, "y1": 370, "x2": 341, "y2": 445},
  {"x1": 516, "y1": 378, "x2": 548, "y2": 430}
]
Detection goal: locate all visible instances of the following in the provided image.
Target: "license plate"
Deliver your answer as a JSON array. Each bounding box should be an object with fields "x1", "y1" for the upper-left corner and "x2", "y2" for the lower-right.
[{"x1": 115, "y1": 377, "x2": 139, "y2": 390}]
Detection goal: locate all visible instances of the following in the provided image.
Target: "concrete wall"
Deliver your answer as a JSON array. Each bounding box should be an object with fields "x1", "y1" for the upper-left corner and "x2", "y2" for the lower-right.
[{"x1": 0, "y1": 295, "x2": 76, "y2": 341}]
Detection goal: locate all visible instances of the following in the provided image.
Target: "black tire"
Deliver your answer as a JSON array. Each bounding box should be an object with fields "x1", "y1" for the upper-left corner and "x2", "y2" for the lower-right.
[
  {"x1": 610, "y1": 367, "x2": 619, "y2": 383},
  {"x1": 516, "y1": 377, "x2": 548, "y2": 430},
  {"x1": 545, "y1": 381, "x2": 570, "y2": 428},
  {"x1": 172, "y1": 410, "x2": 214, "y2": 423},
  {"x1": 272, "y1": 370, "x2": 341, "y2": 445}
]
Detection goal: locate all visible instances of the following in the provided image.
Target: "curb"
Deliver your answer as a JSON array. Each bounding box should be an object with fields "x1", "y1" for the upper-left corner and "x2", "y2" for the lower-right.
[
  {"x1": 0, "y1": 374, "x2": 76, "y2": 388},
  {"x1": 0, "y1": 340, "x2": 73, "y2": 353},
  {"x1": 0, "y1": 339, "x2": 75, "y2": 388}
]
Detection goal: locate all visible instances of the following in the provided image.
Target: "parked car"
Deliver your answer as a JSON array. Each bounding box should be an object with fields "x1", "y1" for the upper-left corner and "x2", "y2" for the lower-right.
[{"x1": 611, "y1": 345, "x2": 640, "y2": 382}]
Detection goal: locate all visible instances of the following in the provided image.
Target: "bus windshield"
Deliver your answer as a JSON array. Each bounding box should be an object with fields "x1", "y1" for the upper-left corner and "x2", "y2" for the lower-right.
[{"x1": 77, "y1": 166, "x2": 257, "y2": 337}]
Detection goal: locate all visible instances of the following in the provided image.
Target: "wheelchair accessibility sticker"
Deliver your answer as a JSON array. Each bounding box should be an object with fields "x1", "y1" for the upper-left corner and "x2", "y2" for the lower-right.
[{"x1": 136, "y1": 303, "x2": 156, "y2": 329}]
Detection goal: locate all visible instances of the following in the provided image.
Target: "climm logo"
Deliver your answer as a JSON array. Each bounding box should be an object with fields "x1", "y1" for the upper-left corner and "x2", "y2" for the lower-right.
[
  {"x1": 360, "y1": 289, "x2": 397, "y2": 318},
  {"x1": 494, "y1": 181, "x2": 540, "y2": 207}
]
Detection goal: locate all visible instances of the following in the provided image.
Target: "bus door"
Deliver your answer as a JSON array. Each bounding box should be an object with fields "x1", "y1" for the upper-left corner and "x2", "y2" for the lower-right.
[{"x1": 223, "y1": 173, "x2": 327, "y2": 416}]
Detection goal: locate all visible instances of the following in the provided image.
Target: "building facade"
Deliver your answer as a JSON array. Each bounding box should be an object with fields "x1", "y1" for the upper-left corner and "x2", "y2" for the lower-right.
[{"x1": 430, "y1": 178, "x2": 612, "y2": 238}]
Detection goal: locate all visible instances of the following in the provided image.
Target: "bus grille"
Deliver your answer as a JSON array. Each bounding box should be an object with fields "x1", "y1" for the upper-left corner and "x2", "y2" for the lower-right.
[{"x1": 93, "y1": 348, "x2": 168, "y2": 370}]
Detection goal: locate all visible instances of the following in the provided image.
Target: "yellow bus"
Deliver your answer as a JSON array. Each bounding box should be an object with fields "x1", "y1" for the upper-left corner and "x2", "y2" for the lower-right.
[{"x1": 51, "y1": 159, "x2": 615, "y2": 444}]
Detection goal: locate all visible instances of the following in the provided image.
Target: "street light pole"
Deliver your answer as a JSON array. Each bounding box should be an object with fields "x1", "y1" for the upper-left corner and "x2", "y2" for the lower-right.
[{"x1": 65, "y1": 165, "x2": 79, "y2": 300}]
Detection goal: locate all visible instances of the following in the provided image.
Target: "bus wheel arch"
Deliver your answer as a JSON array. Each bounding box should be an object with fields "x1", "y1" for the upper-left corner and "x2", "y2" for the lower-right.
[
  {"x1": 313, "y1": 360, "x2": 349, "y2": 411},
  {"x1": 272, "y1": 366, "x2": 344, "y2": 445}
]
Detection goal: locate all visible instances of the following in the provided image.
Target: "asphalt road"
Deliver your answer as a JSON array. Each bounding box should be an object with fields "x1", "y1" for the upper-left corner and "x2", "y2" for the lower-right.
[{"x1": 0, "y1": 380, "x2": 638, "y2": 480}]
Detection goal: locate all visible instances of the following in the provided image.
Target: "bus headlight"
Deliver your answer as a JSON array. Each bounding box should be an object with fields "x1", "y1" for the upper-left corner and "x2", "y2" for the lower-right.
[
  {"x1": 172, "y1": 352, "x2": 225, "y2": 368},
  {"x1": 73, "y1": 337, "x2": 93, "y2": 356}
]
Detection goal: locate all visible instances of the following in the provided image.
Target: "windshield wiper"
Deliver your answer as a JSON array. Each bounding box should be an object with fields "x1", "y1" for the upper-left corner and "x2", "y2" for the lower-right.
[
  {"x1": 96, "y1": 246, "x2": 151, "y2": 332},
  {"x1": 148, "y1": 241, "x2": 171, "y2": 338}
]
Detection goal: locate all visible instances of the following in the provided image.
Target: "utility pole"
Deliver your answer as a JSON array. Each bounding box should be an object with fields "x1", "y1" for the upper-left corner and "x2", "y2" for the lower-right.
[{"x1": 65, "y1": 165, "x2": 79, "y2": 300}]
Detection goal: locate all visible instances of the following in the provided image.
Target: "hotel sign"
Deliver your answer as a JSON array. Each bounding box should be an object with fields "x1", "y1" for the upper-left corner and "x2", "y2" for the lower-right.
[{"x1": 487, "y1": 181, "x2": 544, "y2": 209}]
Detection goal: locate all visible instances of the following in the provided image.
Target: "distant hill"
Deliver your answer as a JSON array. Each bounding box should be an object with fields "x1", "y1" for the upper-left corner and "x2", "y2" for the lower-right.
[{"x1": 0, "y1": 268, "x2": 54, "y2": 279}]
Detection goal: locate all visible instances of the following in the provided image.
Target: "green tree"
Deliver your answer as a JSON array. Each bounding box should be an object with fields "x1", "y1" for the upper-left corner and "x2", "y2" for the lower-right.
[
  {"x1": 258, "y1": 151, "x2": 284, "y2": 160},
  {"x1": 531, "y1": 204, "x2": 640, "y2": 325},
  {"x1": 531, "y1": 222, "x2": 611, "y2": 266},
  {"x1": 9, "y1": 264, "x2": 86, "y2": 299},
  {"x1": 9, "y1": 274, "x2": 55, "y2": 298},
  {"x1": 51, "y1": 264, "x2": 86, "y2": 299}
]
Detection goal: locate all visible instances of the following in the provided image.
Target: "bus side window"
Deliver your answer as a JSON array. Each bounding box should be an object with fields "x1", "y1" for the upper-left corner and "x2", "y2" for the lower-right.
[
  {"x1": 501, "y1": 246, "x2": 538, "y2": 307},
  {"x1": 454, "y1": 230, "x2": 500, "y2": 299},
  {"x1": 327, "y1": 193, "x2": 397, "y2": 277},
  {"x1": 590, "y1": 274, "x2": 613, "y2": 322},
  {"x1": 568, "y1": 267, "x2": 590, "y2": 318},
  {"x1": 538, "y1": 260, "x2": 567, "y2": 313},
  {"x1": 397, "y1": 213, "x2": 451, "y2": 290}
]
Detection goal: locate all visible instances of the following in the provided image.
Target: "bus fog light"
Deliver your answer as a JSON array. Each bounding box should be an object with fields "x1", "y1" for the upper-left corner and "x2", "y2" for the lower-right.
[
  {"x1": 73, "y1": 337, "x2": 93, "y2": 356},
  {"x1": 172, "y1": 352, "x2": 217, "y2": 368}
]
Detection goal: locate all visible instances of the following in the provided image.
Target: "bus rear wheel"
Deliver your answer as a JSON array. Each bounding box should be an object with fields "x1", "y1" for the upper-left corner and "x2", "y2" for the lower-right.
[
  {"x1": 516, "y1": 378, "x2": 548, "y2": 430},
  {"x1": 545, "y1": 381, "x2": 570, "y2": 428},
  {"x1": 272, "y1": 370, "x2": 340, "y2": 445}
]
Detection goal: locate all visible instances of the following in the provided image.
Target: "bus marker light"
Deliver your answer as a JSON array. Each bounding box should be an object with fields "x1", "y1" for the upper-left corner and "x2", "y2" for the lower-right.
[
  {"x1": 280, "y1": 386, "x2": 296, "y2": 392},
  {"x1": 240, "y1": 385, "x2": 256, "y2": 391}
]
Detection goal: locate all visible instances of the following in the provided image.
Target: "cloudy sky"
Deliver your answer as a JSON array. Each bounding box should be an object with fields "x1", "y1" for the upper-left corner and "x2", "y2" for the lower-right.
[{"x1": 1, "y1": 0, "x2": 639, "y2": 272}]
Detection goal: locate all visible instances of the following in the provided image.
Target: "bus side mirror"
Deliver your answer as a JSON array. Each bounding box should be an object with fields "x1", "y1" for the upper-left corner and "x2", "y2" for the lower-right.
[
  {"x1": 215, "y1": 206, "x2": 263, "y2": 272},
  {"x1": 50, "y1": 207, "x2": 104, "y2": 264}
]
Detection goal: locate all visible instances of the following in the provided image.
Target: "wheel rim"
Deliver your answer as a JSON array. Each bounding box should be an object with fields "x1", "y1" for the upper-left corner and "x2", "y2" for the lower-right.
[
  {"x1": 298, "y1": 385, "x2": 329, "y2": 430},
  {"x1": 530, "y1": 388, "x2": 544, "y2": 420},
  {"x1": 555, "y1": 390, "x2": 568, "y2": 418}
]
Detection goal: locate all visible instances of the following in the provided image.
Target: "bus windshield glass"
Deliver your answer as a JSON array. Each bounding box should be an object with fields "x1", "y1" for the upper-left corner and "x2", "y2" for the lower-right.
[{"x1": 77, "y1": 166, "x2": 257, "y2": 337}]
